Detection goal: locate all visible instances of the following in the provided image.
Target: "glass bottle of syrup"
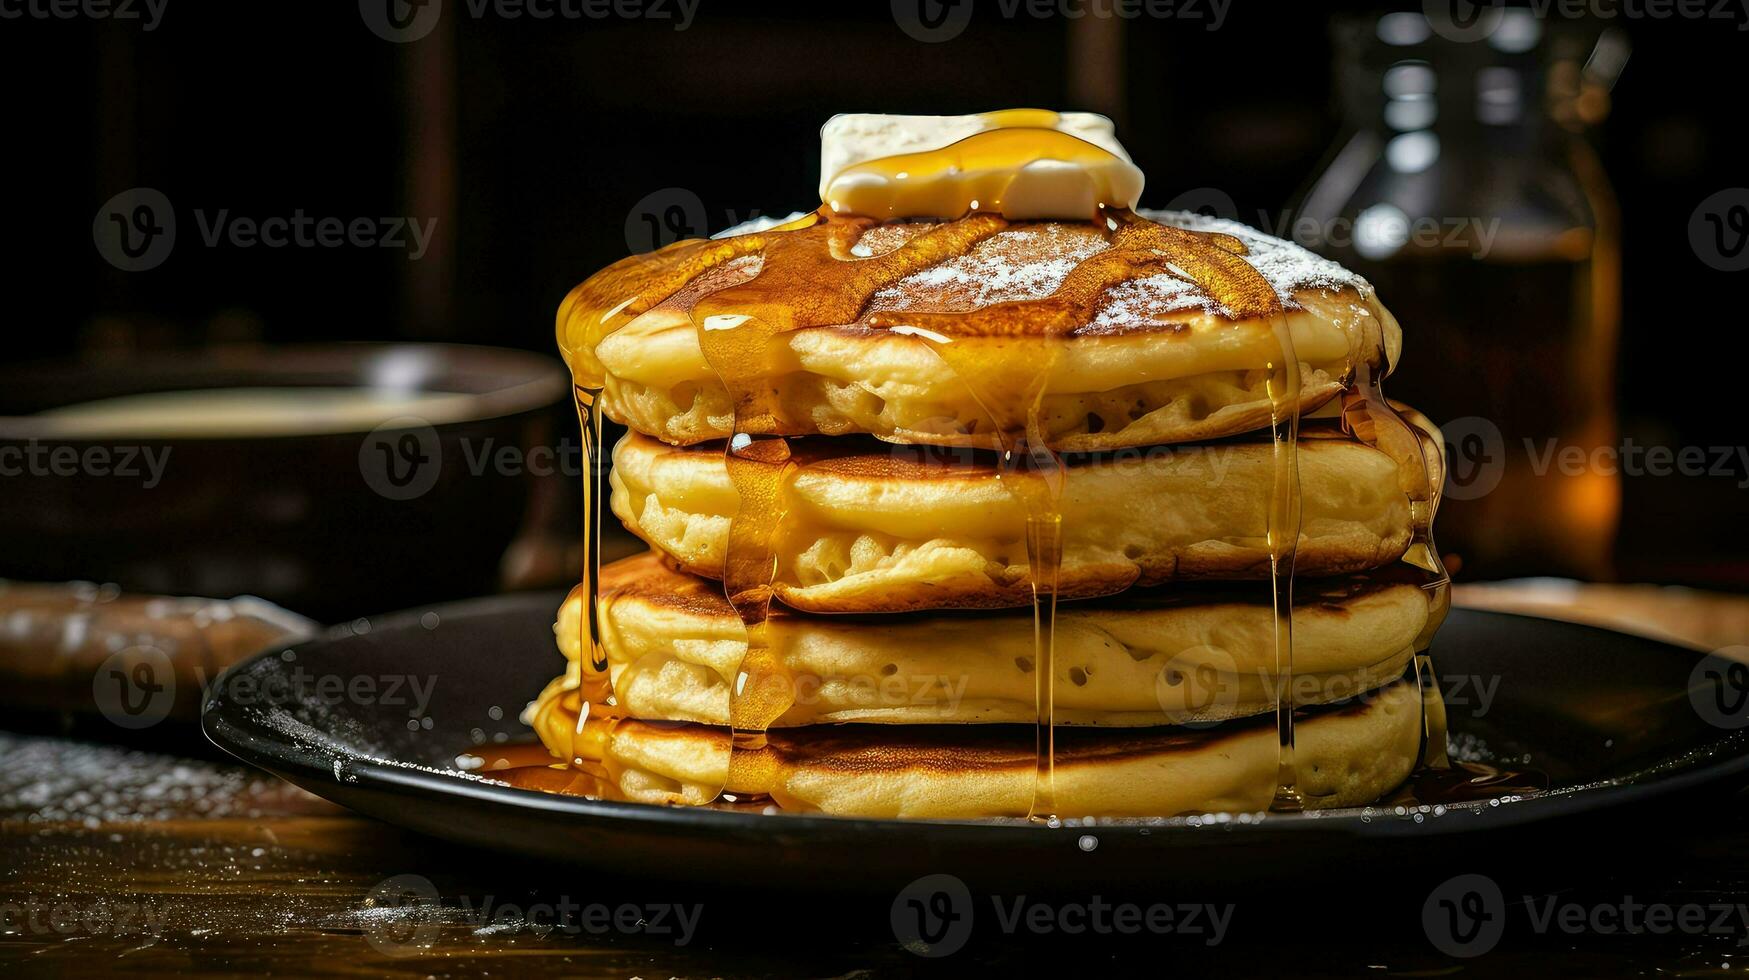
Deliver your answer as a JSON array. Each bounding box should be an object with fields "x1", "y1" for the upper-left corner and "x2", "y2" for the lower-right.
[{"x1": 1295, "y1": 12, "x2": 1626, "y2": 580}]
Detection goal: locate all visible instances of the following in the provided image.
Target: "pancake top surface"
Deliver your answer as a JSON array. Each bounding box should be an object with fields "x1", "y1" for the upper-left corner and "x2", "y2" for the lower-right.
[
  {"x1": 853, "y1": 211, "x2": 1368, "y2": 333},
  {"x1": 620, "y1": 210, "x2": 1374, "y2": 344}
]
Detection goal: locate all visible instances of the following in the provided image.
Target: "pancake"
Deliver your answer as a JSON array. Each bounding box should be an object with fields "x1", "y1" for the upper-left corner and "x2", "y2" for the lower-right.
[
  {"x1": 527, "y1": 676, "x2": 1426, "y2": 818},
  {"x1": 570, "y1": 211, "x2": 1402, "y2": 451},
  {"x1": 610, "y1": 425, "x2": 1423, "y2": 612},
  {"x1": 552, "y1": 552, "x2": 1436, "y2": 727}
]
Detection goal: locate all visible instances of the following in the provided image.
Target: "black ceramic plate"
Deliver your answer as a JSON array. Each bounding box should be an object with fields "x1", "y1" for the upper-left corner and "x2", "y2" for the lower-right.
[{"x1": 202, "y1": 593, "x2": 1749, "y2": 891}]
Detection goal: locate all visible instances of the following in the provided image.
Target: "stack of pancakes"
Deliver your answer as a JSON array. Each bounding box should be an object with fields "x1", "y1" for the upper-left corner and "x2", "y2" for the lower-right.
[{"x1": 534, "y1": 210, "x2": 1446, "y2": 819}]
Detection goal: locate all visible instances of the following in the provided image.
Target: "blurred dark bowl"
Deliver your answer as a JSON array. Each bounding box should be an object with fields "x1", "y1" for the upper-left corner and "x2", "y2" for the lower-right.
[{"x1": 0, "y1": 343, "x2": 571, "y2": 623}]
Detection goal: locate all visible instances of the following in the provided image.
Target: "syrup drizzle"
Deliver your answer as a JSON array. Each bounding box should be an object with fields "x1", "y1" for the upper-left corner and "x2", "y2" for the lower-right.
[
  {"x1": 560, "y1": 385, "x2": 617, "y2": 764},
  {"x1": 858, "y1": 206, "x2": 1297, "y2": 815},
  {"x1": 554, "y1": 204, "x2": 1464, "y2": 816},
  {"x1": 1336, "y1": 289, "x2": 1456, "y2": 776}
]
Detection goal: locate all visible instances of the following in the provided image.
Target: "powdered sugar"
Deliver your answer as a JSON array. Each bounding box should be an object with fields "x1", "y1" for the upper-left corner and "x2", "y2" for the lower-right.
[
  {"x1": 870, "y1": 224, "x2": 1110, "y2": 312},
  {"x1": 0, "y1": 733, "x2": 303, "y2": 824},
  {"x1": 1087, "y1": 210, "x2": 1371, "y2": 328},
  {"x1": 864, "y1": 210, "x2": 1367, "y2": 328},
  {"x1": 1122, "y1": 209, "x2": 1369, "y2": 317},
  {"x1": 703, "y1": 207, "x2": 1370, "y2": 330}
]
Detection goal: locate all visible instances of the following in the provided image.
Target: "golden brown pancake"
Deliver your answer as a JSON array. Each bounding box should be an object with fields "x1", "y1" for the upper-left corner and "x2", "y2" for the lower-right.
[
  {"x1": 574, "y1": 212, "x2": 1402, "y2": 451},
  {"x1": 611, "y1": 423, "x2": 1428, "y2": 612},
  {"x1": 527, "y1": 676, "x2": 1426, "y2": 818},
  {"x1": 550, "y1": 552, "x2": 1438, "y2": 728}
]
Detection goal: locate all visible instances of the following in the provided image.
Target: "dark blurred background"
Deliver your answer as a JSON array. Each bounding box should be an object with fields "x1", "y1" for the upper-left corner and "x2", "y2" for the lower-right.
[{"x1": 2, "y1": 0, "x2": 1745, "y2": 599}]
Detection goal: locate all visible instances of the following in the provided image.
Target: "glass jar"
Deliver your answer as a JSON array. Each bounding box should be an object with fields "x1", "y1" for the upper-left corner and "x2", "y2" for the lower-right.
[{"x1": 1295, "y1": 11, "x2": 1626, "y2": 580}]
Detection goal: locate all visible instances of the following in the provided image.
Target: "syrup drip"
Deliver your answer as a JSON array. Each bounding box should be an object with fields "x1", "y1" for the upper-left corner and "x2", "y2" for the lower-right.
[
  {"x1": 1264, "y1": 316, "x2": 1304, "y2": 811},
  {"x1": 561, "y1": 386, "x2": 620, "y2": 765},
  {"x1": 669, "y1": 213, "x2": 1015, "y2": 802},
  {"x1": 857, "y1": 207, "x2": 1296, "y2": 816},
  {"x1": 1336, "y1": 289, "x2": 1457, "y2": 777},
  {"x1": 552, "y1": 203, "x2": 1478, "y2": 816},
  {"x1": 889, "y1": 337, "x2": 1068, "y2": 817}
]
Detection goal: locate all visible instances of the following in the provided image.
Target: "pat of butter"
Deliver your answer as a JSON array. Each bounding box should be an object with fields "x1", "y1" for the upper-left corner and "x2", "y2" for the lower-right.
[{"x1": 819, "y1": 110, "x2": 1144, "y2": 220}]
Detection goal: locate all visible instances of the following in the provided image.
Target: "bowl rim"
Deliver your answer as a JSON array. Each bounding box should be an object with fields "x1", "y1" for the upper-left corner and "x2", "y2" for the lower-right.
[{"x1": 0, "y1": 341, "x2": 571, "y2": 440}]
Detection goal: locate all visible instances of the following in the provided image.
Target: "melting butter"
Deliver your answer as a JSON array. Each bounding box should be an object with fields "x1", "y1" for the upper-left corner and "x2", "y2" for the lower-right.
[{"x1": 819, "y1": 110, "x2": 1144, "y2": 220}]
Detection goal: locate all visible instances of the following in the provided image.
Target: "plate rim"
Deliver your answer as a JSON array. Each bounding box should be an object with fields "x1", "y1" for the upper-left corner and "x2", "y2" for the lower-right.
[{"x1": 201, "y1": 593, "x2": 1749, "y2": 843}]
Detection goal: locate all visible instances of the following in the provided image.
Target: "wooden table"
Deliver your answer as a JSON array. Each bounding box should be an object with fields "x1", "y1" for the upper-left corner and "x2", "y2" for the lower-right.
[{"x1": 4, "y1": 583, "x2": 1748, "y2": 977}]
